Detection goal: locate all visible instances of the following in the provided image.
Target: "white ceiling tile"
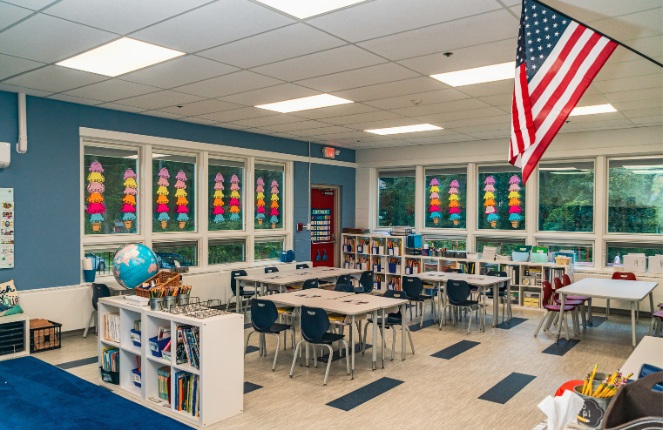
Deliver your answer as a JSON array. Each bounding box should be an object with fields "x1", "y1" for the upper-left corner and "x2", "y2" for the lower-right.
[
  {"x1": 43, "y1": 0, "x2": 211, "y2": 34},
  {"x1": 295, "y1": 63, "x2": 420, "y2": 92},
  {"x1": 333, "y1": 77, "x2": 443, "y2": 102},
  {"x1": 308, "y1": 0, "x2": 501, "y2": 42},
  {"x1": 612, "y1": 97, "x2": 663, "y2": 111},
  {"x1": 414, "y1": 106, "x2": 506, "y2": 123},
  {"x1": 631, "y1": 116, "x2": 663, "y2": 126},
  {"x1": 176, "y1": 71, "x2": 284, "y2": 98},
  {"x1": 565, "y1": 111, "x2": 625, "y2": 123},
  {"x1": 358, "y1": 10, "x2": 518, "y2": 61},
  {"x1": 287, "y1": 103, "x2": 377, "y2": 120},
  {"x1": 544, "y1": 0, "x2": 663, "y2": 24},
  {"x1": 97, "y1": 102, "x2": 146, "y2": 113},
  {"x1": 120, "y1": 55, "x2": 237, "y2": 89},
  {"x1": 140, "y1": 110, "x2": 187, "y2": 120},
  {"x1": 62, "y1": 79, "x2": 161, "y2": 102},
  {"x1": 226, "y1": 114, "x2": 313, "y2": 128},
  {"x1": 198, "y1": 107, "x2": 277, "y2": 123},
  {"x1": 455, "y1": 80, "x2": 515, "y2": 98},
  {"x1": 398, "y1": 39, "x2": 515, "y2": 75},
  {"x1": 561, "y1": 118, "x2": 636, "y2": 132},
  {"x1": 111, "y1": 90, "x2": 204, "y2": 110},
  {"x1": 595, "y1": 58, "x2": 663, "y2": 81},
  {"x1": 251, "y1": 45, "x2": 385, "y2": 81},
  {"x1": 131, "y1": 0, "x2": 294, "y2": 53},
  {"x1": 366, "y1": 89, "x2": 471, "y2": 111},
  {"x1": 160, "y1": 99, "x2": 243, "y2": 116},
  {"x1": 590, "y1": 8, "x2": 662, "y2": 41},
  {"x1": 220, "y1": 83, "x2": 320, "y2": 106},
  {"x1": 595, "y1": 74, "x2": 662, "y2": 93},
  {"x1": 604, "y1": 87, "x2": 663, "y2": 103},
  {"x1": 323, "y1": 110, "x2": 405, "y2": 125},
  {"x1": 621, "y1": 107, "x2": 662, "y2": 119},
  {"x1": 478, "y1": 93, "x2": 512, "y2": 107},
  {"x1": 0, "y1": 2, "x2": 33, "y2": 31},
  {"x1": 4, "y1": 65, "x2": 107, "y2": 92},
  {"x1": 345, "y1": 117, "x2": 438, "y2": 131},
  {"x1": 0, "y1": 54, "x2": 44, "y2": 80},
  {"x1": 0, "y1": 14, "x2": 116, "y2": 63},
  {"x1": 440, "y1": 113, "x2": 510, "y2": 129},
  {"x1": 3, "y1": 0, "x2": 56, "y2": 10},
  {"x1": 47, "y1": 93, "x2": 104, "y2": 105},
  {"x1": 0, "y1": 83, "x2": 53, "y2": 98},
  {"x1": 461, "y1": 129, "x2": 510, "y2": 140},
  {"x1": 253, "y1": 120, "x2": 328, "y2": 133},
  {"x1": 287, "y1": 125, "x2": 356, "y2": 137},
  {"x1": 198, "y1": 23, "x2": 346, "y2": 69}
]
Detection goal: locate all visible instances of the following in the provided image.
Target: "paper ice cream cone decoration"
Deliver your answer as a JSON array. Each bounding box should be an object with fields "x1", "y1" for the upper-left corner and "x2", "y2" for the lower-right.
[
  {"x1": 87, "y1": 161, "x2": 105, "y2": 232},
  {"x1": 483, "y1": 176, "x2": 499, "y2": 228},
  {"x1": 428, "y1": 178, "x2": 441, "y2": 225},
  {"x1": 508, "y1": 175, "x2": 522, "y2": 229},
  {"x1": 121, "y1": 168, "x2": 137, "y2": 230},
  {"x1": 448, "y1": 179, "x2": 461, "y2": 227},
  {"x1": 256, "y1": 177, "x2": 265, "y2": 225},
  {"x1": 229, "y1": 174, "x2": 241, "y2": 221},
  {"x1": 156, "y1": 168, "x2": 170, "y2": 228},
  {"x1": 175, "y1": 171, "x2": 188, "y2": 229},
  {"x1": 270, "y1": 180, "x2": 279, "y2": 228},
  {"x1": 212, "y1": 173, "x2": 225, "y2": 223}
]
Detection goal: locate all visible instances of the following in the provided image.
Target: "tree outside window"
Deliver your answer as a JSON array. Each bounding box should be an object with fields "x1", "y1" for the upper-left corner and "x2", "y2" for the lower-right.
[
  {"x1": 539, "y1": 161, "x2": 594, "y2": 232},
  {"x1": 208, "y1": 239, "x2": 245, "y2": 265},
  {"x1": 378, "y1": 170, "x2": 415, "y2": 227}
]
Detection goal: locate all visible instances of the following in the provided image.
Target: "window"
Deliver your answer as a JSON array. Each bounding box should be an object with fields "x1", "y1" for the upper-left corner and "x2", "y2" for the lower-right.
[
  {"x1": 83, "y1": 146, "x2": 138, "y2": 234},
  {"x1": 478, "y1": 165, "x2": 526, "y2": 230},
  {"x1": 608, "y1": 157, "x2": 663, "y2": 234},
  {"x1": 255, "y1": 163, "x2": 285, "y2": 230},
  {"x1": 152, "y1": 241, "x2": 198, "y2": 267},
  {"x1": 208, "y1": 158, "x2": 244, "y2": 231},
  {"x1": 208, "y1": 239, "x2": 245, "y2": 265},
  {"x1": 538, "y1": 161, "x2": 594, "y2": 232},
  {"x1": 537, "y1": 240, "x2": 594, "y2": 267},
  {"x1": 475, "y1": 236, "x2": 526, "y2": 255},
  {"x1": 378, "y1": 169, "x2": 415, "y2": 227},
  {"x1": 424, "y1": 167, "x2": 467, "y2": 229},
  {"x1": 84, "y1": 246, "x2": 121, "y2": 276},
  {"x1": 153, "y1": 153, "x2": 196, "y2": 232},
  {"x1": 423, "y1": 235, "x2": 467, "y2": 251},
  {"x1": 605, "y1": 241, "x2": 663, "y2": 267},
  {"x1": 254, "y1": 237, "x2": 284, "y2": 260}
]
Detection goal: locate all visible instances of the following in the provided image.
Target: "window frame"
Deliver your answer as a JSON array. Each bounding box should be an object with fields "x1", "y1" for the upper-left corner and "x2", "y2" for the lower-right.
[{"x1": 377, "y1": 168, "x2": 417, "y2": 228}]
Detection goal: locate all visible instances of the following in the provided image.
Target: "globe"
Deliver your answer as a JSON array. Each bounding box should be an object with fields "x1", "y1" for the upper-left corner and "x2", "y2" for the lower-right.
[{"x1": 112, "y1": 244, "x2": 159, "y2": 289}]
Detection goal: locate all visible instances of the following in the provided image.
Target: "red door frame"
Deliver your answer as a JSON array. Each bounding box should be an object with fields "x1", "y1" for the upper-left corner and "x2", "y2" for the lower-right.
[{"x1": 310, "y1": 186, "x2": 340, "y2": 267}]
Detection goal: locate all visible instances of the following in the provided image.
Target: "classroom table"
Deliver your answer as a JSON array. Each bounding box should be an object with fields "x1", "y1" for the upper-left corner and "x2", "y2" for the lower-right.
[
  {"x1": 238, "y1": 267, "x2": 363, "y2": 295},
  {"x1": 412, "y1": 272, "x2": 509, "y2": 329},
  {"x1": 260, "y1": 290, "x2": 407, "y2": 378},
  {"x1": 556, "y1": 278, "x2": 658, "y2": 347},
  {"x1": 619, "y1": 336, "x2": 663, "y2": 379}
]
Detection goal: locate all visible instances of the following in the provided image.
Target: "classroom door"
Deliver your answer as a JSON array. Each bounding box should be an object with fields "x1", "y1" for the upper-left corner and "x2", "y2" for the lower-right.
[{"x1": 310, "y1": 187, "x2": 339, "y2": 267}]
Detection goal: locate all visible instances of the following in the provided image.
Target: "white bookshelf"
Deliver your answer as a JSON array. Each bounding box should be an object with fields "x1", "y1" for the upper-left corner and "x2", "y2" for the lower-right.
[
  {"x1": 98, "y1": 296, "x2": 243, "y2": 427},
  {"x1": 342, "y1": 233, "x2": 406, "y2": 290},
  {"x1": 0, "y1": 313, "x2": 29, "y2": 361}
]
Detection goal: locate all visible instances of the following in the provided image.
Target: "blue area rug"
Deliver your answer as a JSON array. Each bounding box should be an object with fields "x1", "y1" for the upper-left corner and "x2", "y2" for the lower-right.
[
  {"x1": 0, "y1": 356, "x2": 193, "y2": 430},
  {"x1": 431, "y1": 340, "x2": 480, "y2": 359}
]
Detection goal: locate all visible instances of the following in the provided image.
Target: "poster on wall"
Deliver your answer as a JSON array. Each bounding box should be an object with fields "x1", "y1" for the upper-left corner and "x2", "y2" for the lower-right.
[{"x1": 0, "y1": 188, "x2": 14, "y2": 269}]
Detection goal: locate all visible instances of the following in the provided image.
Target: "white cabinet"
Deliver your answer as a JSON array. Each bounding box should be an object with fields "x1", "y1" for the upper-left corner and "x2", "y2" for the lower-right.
[{"x1": 98, "y1": 296, "x2": 243, "y2": 427}]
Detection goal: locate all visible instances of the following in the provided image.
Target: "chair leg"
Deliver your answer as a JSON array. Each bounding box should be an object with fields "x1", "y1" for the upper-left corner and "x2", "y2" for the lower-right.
[
  {"x1": 244, "y1": 330, "x2": 255, "y2": 356},
  {"x1": 290, "y1": 340, "x2": 303, "y2": 378},
  {"x1": 534, "y1": 311, "x2": 550, "y2": 337},
  {"x1": 405, "y1": 325, "x2": 415, "y2": 354},
  {"x1": 271, "y1": 333, "x2": 280, "y2": 371},
  {"x1": 466, "y1": 306, "x2": 472, "y2": 334},
  {"x1": 83, "y1": 310, "x2": 96, "y2": 338},
  {"x1": 362, "y1": 321, "x2": 369, "y2": 354},
  {"x1": 579, "y1": 304, "x2": 587, "y2": 329},
  {"x1": 343, "y1": 340, "x2": 350, "y2": 375},
  {"x1": 322, "y1": 344, "x2": 334, "y2": 386},
  {"x1": 606, "y1": 298, "x2": 610, "y2": 319}
]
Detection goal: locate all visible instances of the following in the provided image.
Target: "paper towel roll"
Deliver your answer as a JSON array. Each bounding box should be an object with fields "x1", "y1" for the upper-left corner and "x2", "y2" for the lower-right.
[{"x1": 82, "y1": 258, "x2": 93, "y2": 270}]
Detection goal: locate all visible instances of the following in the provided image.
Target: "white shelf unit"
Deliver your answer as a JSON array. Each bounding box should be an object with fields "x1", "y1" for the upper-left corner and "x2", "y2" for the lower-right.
[
  {"x1": 98, "y1": 296, "x2": 244, "y2": 427},
  {"x1": 0, "y1": 313, "x2": 29, "y2": 361},
  {"x1": 342, "y1": 233, "x2": 405, "y2": 290}
]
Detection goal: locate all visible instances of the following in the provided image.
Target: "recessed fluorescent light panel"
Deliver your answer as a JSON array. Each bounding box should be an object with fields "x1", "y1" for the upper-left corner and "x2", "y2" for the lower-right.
[
  {"x1": 255, "y1": 0, "x2": 368, "y2": 19},
  {"x1": 255, "y1": 94, "x2": 353, "y2": 113},
  {"x1": 430, "y1": 62, "x2": 515, "y2": 87},
  {"x1": 57, "y1": 38, "x2": 184, "y2": 77},
  {"x1": 365, "y1": 124, "x2": 442, "y2": 135},
  {"x1": 569, "y1": 104, "x2": 617, "y2": 117}
]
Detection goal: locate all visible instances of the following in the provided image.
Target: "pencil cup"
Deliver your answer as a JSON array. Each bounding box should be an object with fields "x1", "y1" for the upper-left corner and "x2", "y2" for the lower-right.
[
  {"x1": 573, "y1": 379, "x2": 613, "y2": 429},
  {"x1": 164, "y1": 296, "x2": 176, "y2": 310},
  {"x1": 150, "y1": 297, "x2": 164, "y2": 311},
  {"x1": 177, "y1": 294, "x2": 190, "y2": 306}
]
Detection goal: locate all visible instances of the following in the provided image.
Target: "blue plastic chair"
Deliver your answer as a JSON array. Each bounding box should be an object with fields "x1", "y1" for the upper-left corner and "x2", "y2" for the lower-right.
[
  {"x1": 362, "y1": 289, "x2": 414, "y2": 359},
  {"x1": 296, "y1": 263, "x2": 309, "y2": 269},
  {"x1": 290, "y1": 306, "x2": 349, "y2": 385},
  {"x1": 403, "y1": 276, "x2": 436, "y2": 327},
  {"x1": 83, "y1": 283, "x2": 111, "y2": 338},
  {"x1": 264, "y1": 266, "x2": 279, "y2": 273},
  {"x1": 334, "y1": 283, "x2": 355, "y2": 293},
  {"x1": 485, "y1": 270, "x2": 511, "y2": 322},
  {"x1": 264, "y1": 266, "x2": 280, "y2": 293},
  {"x1": 355, "y1": 271, "x2": 374, "y2": 294},
  {"x1": 246, "y1": 299, "x2": 294, "y2": 371},
  {"x1": 230, "y1": 270, "x2": 255, "y2": 313},
  {"x1": 445, "y1": 280, "x2": 484, "y2": 333}
]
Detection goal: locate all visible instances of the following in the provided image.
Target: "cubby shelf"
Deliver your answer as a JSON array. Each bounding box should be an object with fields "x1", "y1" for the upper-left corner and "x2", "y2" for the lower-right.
[{"x1": 98, "y1": 296, "x2": 244, "y2": 427}]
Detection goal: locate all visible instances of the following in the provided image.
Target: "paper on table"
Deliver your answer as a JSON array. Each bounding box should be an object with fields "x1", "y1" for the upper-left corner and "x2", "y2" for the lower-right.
[{"x1": 537, "y1": 390, "x2": 584, "y2": 430}]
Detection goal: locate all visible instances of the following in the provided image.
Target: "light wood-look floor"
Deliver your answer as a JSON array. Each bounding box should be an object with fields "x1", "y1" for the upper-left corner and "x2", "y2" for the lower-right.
[{"x1": 36, "y1": 306, "x2": 644, "y2": 430}]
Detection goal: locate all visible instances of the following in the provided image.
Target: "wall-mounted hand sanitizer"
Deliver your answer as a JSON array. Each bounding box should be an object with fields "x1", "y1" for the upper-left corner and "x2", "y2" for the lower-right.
[{"x1": 0, "y1": 142, "x2": 10, "y2": 168}]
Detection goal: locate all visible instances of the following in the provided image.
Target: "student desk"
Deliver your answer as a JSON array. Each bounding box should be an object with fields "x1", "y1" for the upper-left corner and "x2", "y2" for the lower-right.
[
  {"x1": 556, "y1": 278, "x2": 658, "y2": 347},
  {"x1": 238, "y1": 267, "x2": 363, "y2": 295},
  {"x1": 261, "y1": 290, "x2": 407, "y2": 378},
  {"x1": 619, "y1": 336, "x2": 663, "y2": 379}
]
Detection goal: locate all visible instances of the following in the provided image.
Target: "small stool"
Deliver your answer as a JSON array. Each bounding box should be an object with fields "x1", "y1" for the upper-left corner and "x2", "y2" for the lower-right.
[{"x1": 650, "y1": 311, "x2": 663, "y2": 337}]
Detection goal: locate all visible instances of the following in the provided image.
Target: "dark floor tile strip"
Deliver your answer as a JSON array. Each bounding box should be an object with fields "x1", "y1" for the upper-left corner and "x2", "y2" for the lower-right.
[
  {"x1": 244, "y1": 381, "x2": 262, "y2": 394},
  {"x1": 431, "y1": 340, "x2": 480, "y2": 359},
  {"x1": 478, "y1": 373, "x2": 536, "y2": 404},
  {"x1": 327, "y1": 377, "x2": 404, "y2": 411},
  {"x1": 245, "y1": 345, "x2": 259, "y2": 353},
  {"x1": 320, "y1": 343, "x2": 371, "y2": 362},
  {"x1": 495, "y1": 317, "x2": 527, "y2": 330},
  {"x1": 542, "y1": 339, "x2": 580, "y2": 356},
  {"x1": 57, "y1": 356, "x2": 98, "y2": 369},
  {"x1": 588, "y1": 316, "x2": 605, "y2": 328},
  {"x1": 244, "y1": 323, "x2": 252, "y2": 329},
  {"x1": 408, "y1": 319, "x2": 437, "y2": 332}
]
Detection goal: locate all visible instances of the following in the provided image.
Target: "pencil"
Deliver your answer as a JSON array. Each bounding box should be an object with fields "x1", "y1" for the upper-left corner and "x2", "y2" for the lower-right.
[{"x1": 585, "y1": 364, "x2": 598, "y2": 395}]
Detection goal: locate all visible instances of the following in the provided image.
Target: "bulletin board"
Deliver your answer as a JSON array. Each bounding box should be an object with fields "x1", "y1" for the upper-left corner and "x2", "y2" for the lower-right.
[{"x1": 0, "y1": 188, "x2": 14, "y2": 269}]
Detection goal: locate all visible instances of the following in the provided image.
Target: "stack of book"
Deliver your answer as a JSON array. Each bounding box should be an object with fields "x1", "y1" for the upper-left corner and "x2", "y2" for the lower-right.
[
  {"x1": 101, "y1": 347, "x2": 119, "y2": 372},
  {"x1": 103, "y1": 313, "x2": 120, "y2": 342},
  {"x1": 157, "y1": 366, "x2": 171, "y2": 402},
  {"x1": 174, "y1": 372, "x2": 199, "y2": 417},
  {"x1": 177, "y1": 326, "x2": 200, "y2": 369}
]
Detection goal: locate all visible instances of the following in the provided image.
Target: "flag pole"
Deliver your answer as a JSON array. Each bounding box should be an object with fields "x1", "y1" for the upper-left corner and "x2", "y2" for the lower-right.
[{"x1": 534, "y1": 0, "x2": 663, "y2": 68}]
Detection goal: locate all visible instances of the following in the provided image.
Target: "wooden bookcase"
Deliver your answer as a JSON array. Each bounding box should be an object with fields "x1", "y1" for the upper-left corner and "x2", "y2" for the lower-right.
[{"x1": 98, "y1": 296, "x2": 243, "y2": 427}]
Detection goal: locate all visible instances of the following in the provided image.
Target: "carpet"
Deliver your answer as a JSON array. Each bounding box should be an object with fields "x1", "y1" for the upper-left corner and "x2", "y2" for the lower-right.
[{"x1": 0, "y1": 356, "x2": 193, "y2": 430}]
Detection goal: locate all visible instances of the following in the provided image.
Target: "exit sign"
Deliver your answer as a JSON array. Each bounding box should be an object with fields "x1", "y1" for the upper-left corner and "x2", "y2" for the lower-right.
[{"x1": 322, "y1": 146, "x2": 337, "y2": 159}]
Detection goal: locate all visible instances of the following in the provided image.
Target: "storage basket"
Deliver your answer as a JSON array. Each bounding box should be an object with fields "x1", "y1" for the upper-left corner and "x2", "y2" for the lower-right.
[
  {"x1": 149, "y1": 336, "x2": 170, "y2": 358},
  {"x1": 131, "y1": 368, "x2": 141, "y2": 388},
  {"x1": 100, "y1": 367, "x2": 119, "y2": 385},
  {"x1": 531, "y1": 252, "x2": 549, "y2": 263},
  {"x1": 512, "y1": 251, "x2": 530, "y2": 262},
  {"x1": 130, "y1": 329, "x2": 141, "y2": 347},
  {"x1": 29, "y1": 319, "x2": 61, "y2": 353}
]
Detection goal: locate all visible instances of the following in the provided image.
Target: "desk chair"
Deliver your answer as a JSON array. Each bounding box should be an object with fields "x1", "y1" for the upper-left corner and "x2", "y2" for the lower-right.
[
  {"x1": 607, "y1": 272, "x2": 637, "y2": 319},
  {"x1": 296, "y1": 263, "x2": 309, "y2": 269},
  {"x1": 329, "y1": 283, "x2": 364, "y2": 348},
  {"x1": 650, "y1": 311, "x2": 663, "y2": 337},
  {"x1": 278, "y1": 278, "x2": 319, "y2": 324},
  {"x1": 444, "y1": 280, "x2": 484, "y2": 333},
  {"x1": 290, "y1": 306, "x2": 350, "y2": 386},
  {"x1": 553, "y1": 277, "x2": 587, "y2": 328},
  {"x1": 362, "y1": 289, "x2": 414, "y2": 359},
  {"x1": 534, "y1": 281, "x2": 578, "y2": 340},
  {"x1": 356, "y1": 271, "x2": 374, "y2": 294},
  {"x1": 84, "y1": 283, "x2": 111, "y2": 338},
  {"x1": 485, "y1": 270, "x2": 511, "y2": 323},
  {"x1": 403, "y1": 276, "x2": 435, "y2": 327},
  {"x1": 245, "y1": 300, "x2": 294, "y2": 371},
  {"x1": 263, "y1": 266, "x2": 280, "y2": 294},
  {"x1": 229, "y1": 270, "x2": 255, "y2": 313}
]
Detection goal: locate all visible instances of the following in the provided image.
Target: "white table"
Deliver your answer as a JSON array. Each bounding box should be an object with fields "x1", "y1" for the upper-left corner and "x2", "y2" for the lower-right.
[
  {"x1": 261, "y1": 290, "x2": 407, "y2": 378},
  {"x1": 619, "y1": 336, "x2": 663, "y2": 379},
  {"x1": 239, "y1": 267, "x2": 363, "y2": 295},
  {"x1": 556, "y1": 278, "x2": 658, "y2": 347},
  {"x1": 413, "y1": 272, "x2": 509, "y2": 329}
]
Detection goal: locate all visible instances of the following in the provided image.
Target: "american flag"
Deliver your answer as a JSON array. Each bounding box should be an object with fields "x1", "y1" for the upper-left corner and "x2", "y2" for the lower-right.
[{"x1": 509, "y1": 0, "x2": 617, "y2": 183}]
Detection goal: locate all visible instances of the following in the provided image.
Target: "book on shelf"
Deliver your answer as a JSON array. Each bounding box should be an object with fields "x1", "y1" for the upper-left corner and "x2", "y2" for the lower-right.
[
  {"x1": 158, "y1": 366, "x2": 171, "y2": 403},
  {"x1": 103, "y1": 313, "x2": 120, "y2": 343},
  {"x1": 101, "y1": 347, "x2": 119, "y2": 372},
  {"x1": 176, "y1": 325, "x2": 200, "y2": 369},
  {"x1": 157, "y1": 326, "x2": 171, "y2": 341},
  {"x1": 174, "y1": 371, "x2": 199, "y2": 417}
]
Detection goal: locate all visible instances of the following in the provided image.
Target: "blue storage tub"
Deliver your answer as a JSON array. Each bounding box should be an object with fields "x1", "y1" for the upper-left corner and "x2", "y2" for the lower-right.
[
  {"x1": 130, "y1": 329, "x2": 141, "y2": 347},
  {"x1": 149, "y1": 336, "x2": 170, "y2": 358},
  {"x1": 512, "y1": 251, "x2": 530, "y2": 262},
  {"x1": 131, "y1": 368, "x2": 141, "y2": 388}
]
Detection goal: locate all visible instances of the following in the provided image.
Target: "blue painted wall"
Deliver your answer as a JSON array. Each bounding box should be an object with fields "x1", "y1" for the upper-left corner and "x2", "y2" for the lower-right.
[{"x1": 0, "y1": 91, "x2": 355, "y2": 290}]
